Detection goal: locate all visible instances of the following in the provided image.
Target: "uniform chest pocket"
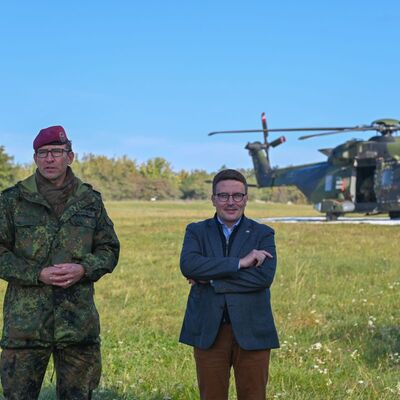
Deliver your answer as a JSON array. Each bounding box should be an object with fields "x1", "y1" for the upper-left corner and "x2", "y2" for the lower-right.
[
  {"x1": 69, "y1": 210, "x2": 97, "y2": 229},
  {"x1": 14, "y1": 214, "x2": 46, "y2": 227},
  {"x1": 14, "y1": 215, "x2": 47, "y2": 240},
  {"x1": 14, "y1": 215, "x2": 49, "y2": 258}
]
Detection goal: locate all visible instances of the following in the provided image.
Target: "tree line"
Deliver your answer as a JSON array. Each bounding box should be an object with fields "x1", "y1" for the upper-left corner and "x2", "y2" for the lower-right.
[{"x1": 0, "y1": 145, "x2": 306, "y2": 203}]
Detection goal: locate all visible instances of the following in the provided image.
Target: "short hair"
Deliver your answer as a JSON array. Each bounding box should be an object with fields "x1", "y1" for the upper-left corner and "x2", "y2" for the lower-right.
[{"x1": 212, "y1": 169, "x2": 248, "y2": 194}]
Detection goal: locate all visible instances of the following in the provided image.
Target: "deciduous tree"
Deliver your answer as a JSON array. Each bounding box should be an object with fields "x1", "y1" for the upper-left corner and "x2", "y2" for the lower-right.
[{"x1": 0, "y1": 146, "x2": 14, "y2": 191}]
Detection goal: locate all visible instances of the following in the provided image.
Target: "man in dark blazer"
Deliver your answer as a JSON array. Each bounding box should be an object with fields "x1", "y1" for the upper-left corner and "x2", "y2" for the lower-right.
[{"x1": 179, "y1": 169, "x2": 279, "y2": 400}]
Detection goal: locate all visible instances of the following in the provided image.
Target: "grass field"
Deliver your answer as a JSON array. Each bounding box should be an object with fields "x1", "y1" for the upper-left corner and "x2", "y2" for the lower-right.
[{"x1": 0, "y1": 201, "x2": 399, "y2": 399}]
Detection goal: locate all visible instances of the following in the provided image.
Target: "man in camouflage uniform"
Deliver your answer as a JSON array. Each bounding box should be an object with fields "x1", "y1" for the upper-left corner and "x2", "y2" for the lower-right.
[{"x1": 0, "y1": 126, "x2": 120, "y2": 399}]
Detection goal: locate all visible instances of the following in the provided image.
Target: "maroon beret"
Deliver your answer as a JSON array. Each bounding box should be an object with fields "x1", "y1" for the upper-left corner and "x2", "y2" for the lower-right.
[{"x1": 33, "y1": 125, "x2": 69, "y2": 152}]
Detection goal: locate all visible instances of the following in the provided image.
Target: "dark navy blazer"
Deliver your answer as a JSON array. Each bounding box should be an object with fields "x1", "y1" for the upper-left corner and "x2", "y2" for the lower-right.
[{"x1": 179, "y1": 216, "x2": 279, "y2": 350}]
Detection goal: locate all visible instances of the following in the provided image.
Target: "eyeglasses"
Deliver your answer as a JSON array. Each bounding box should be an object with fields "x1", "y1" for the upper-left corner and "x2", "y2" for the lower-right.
[
  {"x1": 36, "y1": 149, "x2": 70, "y2": 158},
  {"x1": 214, "y1": 192, "x2": 247, "y2": 202}
]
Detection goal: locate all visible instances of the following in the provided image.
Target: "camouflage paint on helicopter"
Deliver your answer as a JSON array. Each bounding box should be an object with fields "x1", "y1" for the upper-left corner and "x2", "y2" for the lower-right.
[{"x1": 209, "y1": 115, "x2": 400, "y2": 220}]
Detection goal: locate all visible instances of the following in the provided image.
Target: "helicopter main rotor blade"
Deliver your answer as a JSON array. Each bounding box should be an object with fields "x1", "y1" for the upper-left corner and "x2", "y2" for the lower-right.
[
  {"x1": 208, "y1": 127, "x2": 359, "y2": 136},
  {"x1": 209, "y1": 129, "x2": 268, "y2": 136},
  {"x1": 298, "y1": 126, "x2": 377, "y2": 140}
]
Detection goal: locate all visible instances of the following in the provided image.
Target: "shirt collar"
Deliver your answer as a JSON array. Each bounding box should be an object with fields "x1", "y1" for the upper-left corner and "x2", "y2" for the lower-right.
[{"x1": 217, "y1": 215, "x2": 242, "y2": 238}]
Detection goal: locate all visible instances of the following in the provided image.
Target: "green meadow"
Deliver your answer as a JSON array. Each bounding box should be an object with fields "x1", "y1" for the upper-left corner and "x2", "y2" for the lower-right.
[{"x1": 0, "y1": 201, "x2": 399, "y2": 399}]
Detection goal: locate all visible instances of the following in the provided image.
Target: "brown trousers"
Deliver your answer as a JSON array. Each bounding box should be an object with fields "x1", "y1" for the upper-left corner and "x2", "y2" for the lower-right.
[{"x1": 194, "y1": 324, "x2": 271, "y2": 400}]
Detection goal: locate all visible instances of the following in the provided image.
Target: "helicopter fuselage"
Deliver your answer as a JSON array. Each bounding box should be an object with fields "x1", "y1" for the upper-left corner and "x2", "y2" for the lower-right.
[
  {"x1": 210, "y1": 115, "x2": 400, "y2": 220},
  {"x1": 248, "y1": 135, "x2": 400, "y2": 219}
]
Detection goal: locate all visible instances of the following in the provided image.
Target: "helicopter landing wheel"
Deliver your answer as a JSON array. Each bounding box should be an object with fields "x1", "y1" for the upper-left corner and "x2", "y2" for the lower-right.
[
  {"x1": 389, "y1": 211, "x2": 400, "y2": 220},
  {"x1": 326, "y1": 212, "x2": 341, "y2": 221}
]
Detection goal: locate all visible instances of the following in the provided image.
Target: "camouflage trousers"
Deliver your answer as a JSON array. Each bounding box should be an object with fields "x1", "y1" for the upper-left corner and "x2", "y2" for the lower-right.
[{"x1": 0, "y1": 344, "x2": 101, "y2": 400}]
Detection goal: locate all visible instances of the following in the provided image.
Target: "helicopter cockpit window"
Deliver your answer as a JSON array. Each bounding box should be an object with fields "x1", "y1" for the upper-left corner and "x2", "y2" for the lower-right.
[{"x1": 381, "y1": 169, "x2": 393, "y2": 188}]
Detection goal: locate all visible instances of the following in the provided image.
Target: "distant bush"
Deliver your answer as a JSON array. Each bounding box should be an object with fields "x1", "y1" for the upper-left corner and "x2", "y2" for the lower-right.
[{"x1": 1, "y1": 148, "x2": 306, "y2": 203}]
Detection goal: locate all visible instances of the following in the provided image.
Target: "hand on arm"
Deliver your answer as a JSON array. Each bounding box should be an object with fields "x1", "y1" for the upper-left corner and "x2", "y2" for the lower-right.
[
  {"x1": 239, "y1": 249, "x2": 273, "y2": 269},
  {"x1": 39, "y1": 263, "x2": 85, "y2": 289}
]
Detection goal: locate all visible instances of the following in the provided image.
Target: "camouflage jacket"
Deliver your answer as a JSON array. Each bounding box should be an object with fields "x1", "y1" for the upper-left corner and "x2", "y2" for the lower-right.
[{"x1": 0, "y1": 174, "x2": 120, "y2": 348}]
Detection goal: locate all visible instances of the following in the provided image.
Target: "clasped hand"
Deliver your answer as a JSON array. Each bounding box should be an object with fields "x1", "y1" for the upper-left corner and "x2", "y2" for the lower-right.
[{"x1": 39, "y1": 263, "x2": 85, "y2": 289}]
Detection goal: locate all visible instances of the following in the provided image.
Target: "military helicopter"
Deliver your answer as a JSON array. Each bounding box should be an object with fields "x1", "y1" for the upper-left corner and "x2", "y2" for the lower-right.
[{"x1": 209, "y1": 113, "x2": 400, "y2": 220}]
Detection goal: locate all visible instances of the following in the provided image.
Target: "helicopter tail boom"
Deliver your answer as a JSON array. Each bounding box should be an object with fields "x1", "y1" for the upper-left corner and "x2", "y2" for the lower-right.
[
  {"x1": 245, "y1": 141, "x2": 272, "y2": 186},
  {"x1": 245, "y1": 114, "x2": 287, "y2": 187}
]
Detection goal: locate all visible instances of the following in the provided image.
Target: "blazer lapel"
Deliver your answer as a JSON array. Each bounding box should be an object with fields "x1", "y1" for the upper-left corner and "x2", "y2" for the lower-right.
[
  {"x1": 206, "y1": 218, "x2": 224, "y2": 257},
  {"x1": 229, "y1": 216, "x2": 252, "y2": 257}
]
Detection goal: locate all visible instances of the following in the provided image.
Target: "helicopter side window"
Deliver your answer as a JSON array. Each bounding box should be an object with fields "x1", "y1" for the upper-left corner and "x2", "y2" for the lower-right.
[
  {"x1": 325, "y1": 175, "x2": 333, "y2": 191},
  {"x1": 381, "y1": 169, "x2": 393, "y2": 188}
]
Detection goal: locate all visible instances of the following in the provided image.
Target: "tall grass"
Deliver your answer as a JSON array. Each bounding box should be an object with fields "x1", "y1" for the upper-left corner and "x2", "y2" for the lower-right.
[{"x1": 0, "y1": 201, "x2": 398, "y2": 399}]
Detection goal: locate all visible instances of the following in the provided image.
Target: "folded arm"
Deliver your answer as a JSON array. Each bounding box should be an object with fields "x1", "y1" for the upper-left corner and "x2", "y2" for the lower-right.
[
  {"x1": 212, "y1": 229, "x2": 277, "y2": 293},
  {"x1": 180, "y1": 224, "x2": 240, "y2": 281}
]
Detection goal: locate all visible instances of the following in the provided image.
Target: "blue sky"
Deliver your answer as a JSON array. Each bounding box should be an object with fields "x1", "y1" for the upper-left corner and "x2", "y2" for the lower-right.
[{"x1": 1, "y1": 1, "x2": 399, "y2": 171}]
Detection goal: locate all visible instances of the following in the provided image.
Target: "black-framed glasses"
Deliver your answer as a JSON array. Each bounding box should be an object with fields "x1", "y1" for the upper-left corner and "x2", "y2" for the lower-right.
[
  {"x1": 215, "y1": 192, "x2": 247, "y2": 202},
  {"x1": 36, "y1": 149, "x2": 70, "y2": 158}
]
